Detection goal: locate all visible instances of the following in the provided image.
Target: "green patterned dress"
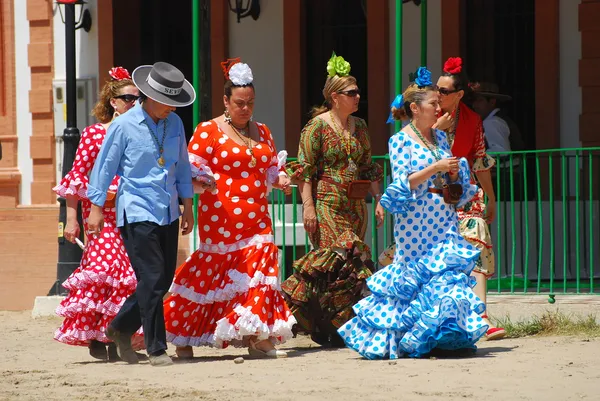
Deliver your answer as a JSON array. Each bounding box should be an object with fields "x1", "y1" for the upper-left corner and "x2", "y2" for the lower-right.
[{"x1": 281, "y1": 116, "x2": 383, "y2": 345}]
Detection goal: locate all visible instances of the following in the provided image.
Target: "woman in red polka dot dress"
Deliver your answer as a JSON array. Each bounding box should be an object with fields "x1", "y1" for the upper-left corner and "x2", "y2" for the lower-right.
[
  {"x1": 52, "y1": 67, "x2": 143, "y2": 361},
  {"x1": 164, "y1": 59, "x2": 296, "y2": 359}
]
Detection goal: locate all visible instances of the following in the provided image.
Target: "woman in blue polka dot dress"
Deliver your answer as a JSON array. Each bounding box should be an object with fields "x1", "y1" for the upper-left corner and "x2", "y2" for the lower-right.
[{"x1": 338, "y1": 68, "x2": 489, "y2": 359}]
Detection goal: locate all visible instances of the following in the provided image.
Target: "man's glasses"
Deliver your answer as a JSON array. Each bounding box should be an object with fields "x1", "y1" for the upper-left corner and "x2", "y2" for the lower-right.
[
  {"x1": 114, "y1": 94, "x2": 140, "y2": 103},
  {"x1": 438, "y1": 88, "x2": 459, "y2": 96},
  {"x1": 337, "y1": 89, "x2": 361, "y2": 97}
]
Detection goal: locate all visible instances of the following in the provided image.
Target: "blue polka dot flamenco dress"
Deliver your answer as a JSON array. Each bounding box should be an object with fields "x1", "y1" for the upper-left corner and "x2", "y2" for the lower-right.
[{"x1": 338, "y1": 129, "x2": 489, "y2": 359}]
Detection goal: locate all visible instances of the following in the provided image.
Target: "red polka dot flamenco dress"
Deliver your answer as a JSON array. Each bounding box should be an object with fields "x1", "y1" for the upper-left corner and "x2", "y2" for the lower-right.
[
  {"x1": 164, "y1": 120, "x2": 296, "y2": 348},
  {"x1": 52, "y1": 124, "x2": 143, "y2": 349}
]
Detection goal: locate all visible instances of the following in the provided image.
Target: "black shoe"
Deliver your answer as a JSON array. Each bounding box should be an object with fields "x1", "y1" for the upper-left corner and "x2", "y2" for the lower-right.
[
  {"x1": 88, "y1": 340, "x2": 108, "y2": 361},
  {"x1": 105, "y1": 327, "x2": 138, "y2": 364},
  {"x1": 107, "y1": 343, "x2": 121, "y2": 362}
]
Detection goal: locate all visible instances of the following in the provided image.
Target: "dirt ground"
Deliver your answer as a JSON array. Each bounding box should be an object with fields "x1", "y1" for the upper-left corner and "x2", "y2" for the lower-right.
[{"x1": 1, "y1": 310, "x2": 598, "y2": 401}]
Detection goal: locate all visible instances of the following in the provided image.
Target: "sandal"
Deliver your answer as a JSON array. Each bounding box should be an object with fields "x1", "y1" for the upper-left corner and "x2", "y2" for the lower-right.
[
  {"x1": 481, "y1": 314, "x2": 506, "y2": 340},
  {"x1": 248, "y1": 339, "x2": 287, "y2": 359}
]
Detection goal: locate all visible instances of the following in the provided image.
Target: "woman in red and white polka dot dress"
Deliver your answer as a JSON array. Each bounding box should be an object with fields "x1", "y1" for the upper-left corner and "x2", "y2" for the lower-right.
[
  {"x1": 52, "y1": 68, "x2": 143, "y2": 361},
  {"x1": 164, "y1": 60, "x2": 296, "y2": 359}
]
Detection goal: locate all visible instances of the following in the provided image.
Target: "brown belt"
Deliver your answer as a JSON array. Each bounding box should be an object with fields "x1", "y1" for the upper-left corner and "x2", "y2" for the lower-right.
[
  {"x1": 428, "y1": 187, "x2": 443, "y2": 195},
  {"x1": 320, "y1": 177, "x2": 350, "y2": 191}
]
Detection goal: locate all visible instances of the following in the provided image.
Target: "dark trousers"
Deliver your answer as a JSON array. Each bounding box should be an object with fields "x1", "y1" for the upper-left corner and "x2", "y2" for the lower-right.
[{"x1": 110, "y1": 216, "x2": 179, "y2": 355}]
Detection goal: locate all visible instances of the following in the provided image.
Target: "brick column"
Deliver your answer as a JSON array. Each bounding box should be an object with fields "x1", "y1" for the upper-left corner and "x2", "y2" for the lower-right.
[
  {"x1": 579, "y1": 0, "x2": 600, "y2": 147},
  {"x1": 27, "y1": 0, "x2": 55, "y2": 204},
  {"x1": 0, "y1": 0, "x2": 20, "y2": 207}
]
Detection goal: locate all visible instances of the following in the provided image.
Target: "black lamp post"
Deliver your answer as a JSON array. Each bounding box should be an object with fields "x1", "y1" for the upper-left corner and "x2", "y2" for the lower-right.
[{"x1": 49, "y1": 0, "x2": 91, "y2": 296}]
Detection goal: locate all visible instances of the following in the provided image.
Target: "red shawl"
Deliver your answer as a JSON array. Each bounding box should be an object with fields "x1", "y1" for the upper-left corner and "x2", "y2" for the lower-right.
[{"x1": 450, "y1": 102, "x2": 485, "y2": 167}]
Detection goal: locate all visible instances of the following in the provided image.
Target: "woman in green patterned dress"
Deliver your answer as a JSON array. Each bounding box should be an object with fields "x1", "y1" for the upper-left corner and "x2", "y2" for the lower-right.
[{"x1": 281, "y1": 53, "x2": 383, "y2": 346}]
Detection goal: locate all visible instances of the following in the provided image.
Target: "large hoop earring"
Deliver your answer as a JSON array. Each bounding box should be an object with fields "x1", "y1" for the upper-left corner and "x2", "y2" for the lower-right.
[
  {"x1": 112, "y1": 111, "x2": 121, "y2": 121},
  {"x1": 224, "y1": 108, "x2": 231, "y2": 123}
]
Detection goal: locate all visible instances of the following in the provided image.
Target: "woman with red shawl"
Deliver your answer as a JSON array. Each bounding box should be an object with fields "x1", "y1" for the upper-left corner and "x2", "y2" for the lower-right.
[{"x1": 435, "y1": 57, "x2": 505, "y2": 340}]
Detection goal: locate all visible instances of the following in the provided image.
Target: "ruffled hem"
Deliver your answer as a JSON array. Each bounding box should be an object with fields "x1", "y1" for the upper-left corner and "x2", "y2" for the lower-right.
[
  {"x1": 213, "y1": 305, "x2": 297, "y2": 348},
  {"x1": 62, "y1": 265, "x2": 136, "y2": 293},
  {"x1": 379, "y1": 172, "x2": 422, "y2": 217},
  {"x1": 169, "y1": 269, "x2": 280, "y2": 305},
  {"x1": 165, "y1": 292, "x2": 296, "y2": 349},
  {"x1": 337, "y1": 230, "x2": 488, "y2": 359},
  {"x1": 55, "y1": 324, "x2": 144, "y2": 349},
  {"x1": 53, "y1": 172, "x2": 88, "y2": 200},
  {"x1": 56, "y1": 295, "x2": 126, "y2": 318},
  {"x1": 455, "y1": 158, "x2": 479, "y2": 208},
  {"x1": 281, "y1": 231, "x2": 375, "y2": 334}
]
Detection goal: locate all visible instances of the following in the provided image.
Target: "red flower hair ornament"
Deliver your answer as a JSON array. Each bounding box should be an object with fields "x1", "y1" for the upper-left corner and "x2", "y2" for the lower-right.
[
  {"x1": 109, "y1": 67, "x2": 131, "y2": 81},
  {"x1": 443, "y1": 57, "x2": 463, "y2": 75}
]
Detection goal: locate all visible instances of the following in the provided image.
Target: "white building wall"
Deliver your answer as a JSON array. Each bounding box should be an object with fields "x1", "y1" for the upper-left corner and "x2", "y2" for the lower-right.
[
  {"x1": 14, "y1": 0, "x2": 32, "y2": 205},
  {"x1": 559, "y1": 0, "x2": 582, "y2": 148},
  {"x1": 228, "y1": 0, "x2": 286, "y2": 152},
  {"x1": 388, "y1": 0, "x2": 442, "y2": 134}
]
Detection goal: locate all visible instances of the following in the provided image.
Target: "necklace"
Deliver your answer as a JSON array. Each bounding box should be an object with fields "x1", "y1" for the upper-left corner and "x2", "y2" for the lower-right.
[
  {"x1": 144, "y1": 119, "x2": 167, "y2": 167},
  {"x1": 228, "y1": 120, "x2": 257, "y2": 168},
  {"x1": 329, "y1": 110, "x2": 357, "y2": 173},
  {"x1": 410, "y1": 121, "x2": 445, "y2": 188},
  {"x1": 446, "y1": 105, "x2": 460, "y2": 147},
  {"x1": 410, "y1": 121, "x2": 441, "y2": 161}
]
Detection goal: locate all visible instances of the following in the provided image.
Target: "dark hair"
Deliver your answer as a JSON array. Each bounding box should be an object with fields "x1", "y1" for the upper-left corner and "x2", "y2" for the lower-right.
[
  {"x1": 224, "y1": 80, "x2": 255, "y2": 98},
  {"x1": 391, "y1": 83, "x2": 437, "y2": 121},
  {"x1": 91, "y1": 78, "x2": 135, "y2": 123},
  {"x1": 442, "y1": 66, "x2": 477, "y2": 106}
]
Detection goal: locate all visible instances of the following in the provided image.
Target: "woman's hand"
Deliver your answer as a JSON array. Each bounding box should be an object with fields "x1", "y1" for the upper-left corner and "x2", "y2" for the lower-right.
[
  {"x1": 485, "y1": 198, "x2": 497, "y2": 223},
  {"x1": 434, "y1": 112, "x2": 453, "y2": 131},
  {"x1": 194, "y1": 175, "x2": 216, "y2": 192},
  {"x1": 64, "y1": 216, "x2": 80, "y2": 244},
  {"x1": 435, "y1": 157, "x2": 459, "y2": 174},
  {"x1": 274, "y1": 175, "x2": 292, "y2": 195},
  {"x1": 375, "y1": 201, "x2": 385, "y2": 228},
  {"x1": 303, "y1": 205, "x2": 318, "y2": 233},
  {"x1": 87, "y1": 204, "x2": 104, "y2": 237}
]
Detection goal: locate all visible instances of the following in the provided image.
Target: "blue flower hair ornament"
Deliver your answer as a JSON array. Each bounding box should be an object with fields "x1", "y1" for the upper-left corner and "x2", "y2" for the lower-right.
[
  {"x1": 408, "y1": 66, "x2": 433, "y2": 88},
  {"x1": 386, "y1": 66, "x2": 433, "y2": 124},
  {"x1": 386, "y1": 94, "x2": 404, "y2": 124}
]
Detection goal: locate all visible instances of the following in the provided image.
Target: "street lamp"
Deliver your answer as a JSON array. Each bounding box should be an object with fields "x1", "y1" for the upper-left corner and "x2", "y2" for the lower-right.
[
  {"x1": 49, "y1": 0, "x2": 90, "y2": 295},
  {"x1": 56, "y1": 0, "x2": 92, "y2": 32}
]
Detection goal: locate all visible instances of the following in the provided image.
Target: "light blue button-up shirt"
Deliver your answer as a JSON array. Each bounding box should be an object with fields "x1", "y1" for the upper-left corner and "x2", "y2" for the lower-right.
[{"x1": 87, "y1": 101, "x2": 193, "y2": 227}]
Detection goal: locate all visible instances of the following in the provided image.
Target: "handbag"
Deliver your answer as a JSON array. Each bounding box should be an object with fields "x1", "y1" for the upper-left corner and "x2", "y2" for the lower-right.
[
  {"x1": 442, "y1": 182, "x2": 463, "y2": 205},
  {"x1": 347, "y1": 180, "x2": 371, "y2": 200},
  {"x1": 104, "y1": 190, "x2": 117, "y2": 208}
]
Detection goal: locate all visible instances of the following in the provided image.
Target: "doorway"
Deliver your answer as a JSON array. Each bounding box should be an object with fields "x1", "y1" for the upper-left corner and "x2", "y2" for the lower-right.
[
  {"x1": 112, "y1": 0, "x2": 211, "y2": 139},
  {"x1": 304, "y1": 0, "x2": 368, "y2": 124},
  {"x1": 464, "y1": 0, "x2": 536, "y2": 150}
]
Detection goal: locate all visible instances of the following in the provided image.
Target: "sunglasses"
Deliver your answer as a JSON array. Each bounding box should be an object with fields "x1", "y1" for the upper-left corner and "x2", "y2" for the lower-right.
[
  {"x1": 337, "y1": 89, "x2": 361, "y2": 97},
  {"x1": 114, "y1": 94, "x2": 140, "y2": 103},
  {"x1": 438, "y1": 88, "x2": 459, "y2": 96}
]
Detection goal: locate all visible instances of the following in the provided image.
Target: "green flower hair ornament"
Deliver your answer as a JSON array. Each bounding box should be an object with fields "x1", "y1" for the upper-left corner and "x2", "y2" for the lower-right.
[{"x1": 326, "y1": 52, "x2": 351, "y2": 77}]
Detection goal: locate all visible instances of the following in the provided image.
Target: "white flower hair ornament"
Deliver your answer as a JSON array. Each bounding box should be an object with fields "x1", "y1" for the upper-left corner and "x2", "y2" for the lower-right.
[{"x1": 228, "y1": 63, "x2": 254, "y2": 86}]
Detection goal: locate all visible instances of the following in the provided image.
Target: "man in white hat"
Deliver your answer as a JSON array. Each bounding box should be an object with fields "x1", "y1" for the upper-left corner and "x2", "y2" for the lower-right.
[{"x1": 87, "y1": 62, "x2": 199, "y2": 367}]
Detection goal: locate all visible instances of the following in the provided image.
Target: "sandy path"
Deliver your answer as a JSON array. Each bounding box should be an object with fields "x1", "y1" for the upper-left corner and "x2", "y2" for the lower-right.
[{"x1": 1, "y1": 311, "x2": 598, "y2": 401}]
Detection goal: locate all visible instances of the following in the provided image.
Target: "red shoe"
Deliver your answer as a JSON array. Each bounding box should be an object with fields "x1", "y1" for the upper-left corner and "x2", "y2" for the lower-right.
[{"x1": 481, "y1": 314, "x2": 506, "y2": 341}]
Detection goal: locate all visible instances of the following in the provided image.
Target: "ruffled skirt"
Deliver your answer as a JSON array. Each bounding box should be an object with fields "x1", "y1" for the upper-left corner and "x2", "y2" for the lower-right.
[
  {"x1": 337, "y1": 230, "x2": 488, "y2": 359},
  {"x1": 54, "y1": 210, "x2": 143, "y2": 349},
  {"x1": 163, "y1": 234, "x2": 296, "y2": 348},
  {"x1": 281, "y1": 231, "x2": 375, "y2": 341}
]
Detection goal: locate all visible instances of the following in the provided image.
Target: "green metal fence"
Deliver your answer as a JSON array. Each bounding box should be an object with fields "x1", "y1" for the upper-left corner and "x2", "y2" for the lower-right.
[{"x1": 192, "y1": 147, "x2": 600, "y2": 298}]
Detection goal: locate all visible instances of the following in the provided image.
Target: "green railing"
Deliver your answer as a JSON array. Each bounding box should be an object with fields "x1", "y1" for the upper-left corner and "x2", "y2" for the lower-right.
[{"x1": 192, "y1": 148, "x2": 600, "y2": 298}]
